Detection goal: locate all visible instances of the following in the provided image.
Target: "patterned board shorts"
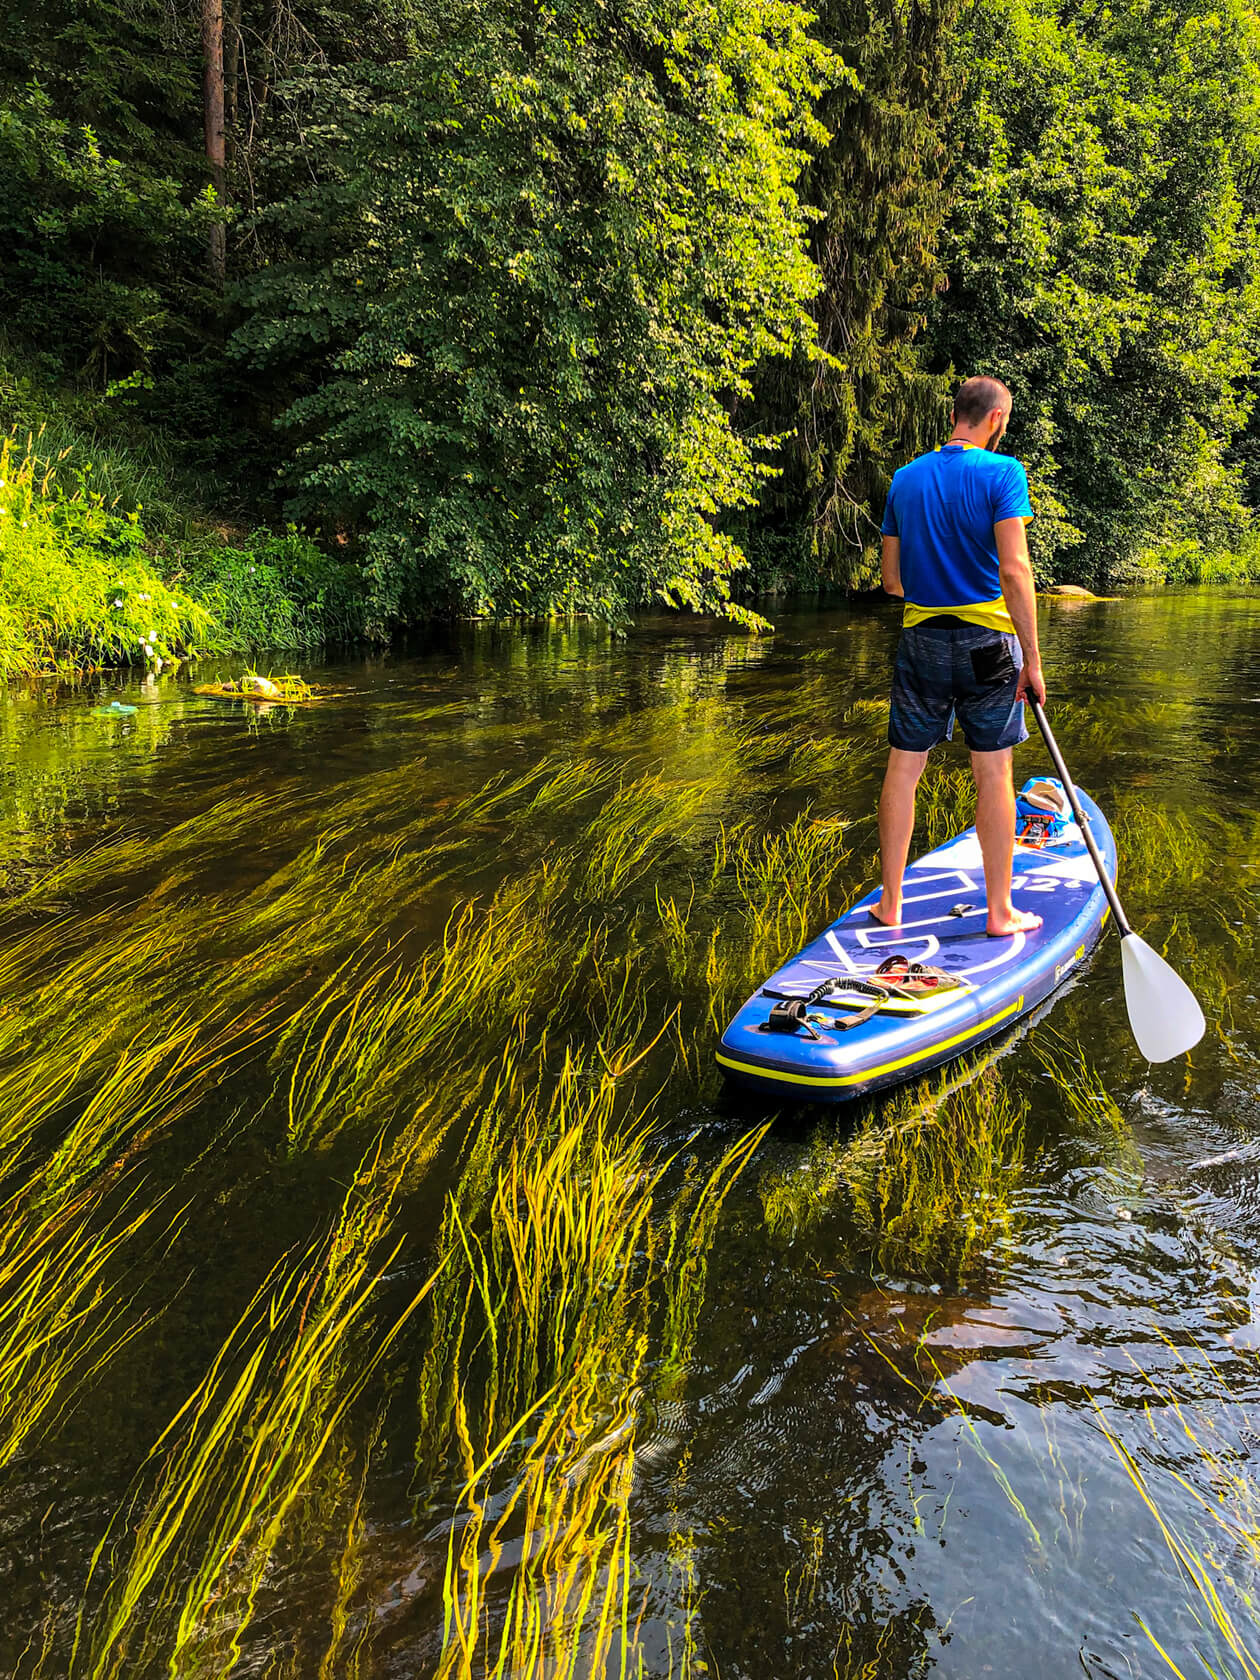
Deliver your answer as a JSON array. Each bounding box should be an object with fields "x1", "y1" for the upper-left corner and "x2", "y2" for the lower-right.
[{"x1": 888, "y1": 619, "x2": 1028, "y2": 754}]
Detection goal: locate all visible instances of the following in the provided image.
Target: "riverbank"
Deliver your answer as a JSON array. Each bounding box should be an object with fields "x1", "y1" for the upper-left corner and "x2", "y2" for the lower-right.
[
  {"x1": 5, "y1": 361, "x2": 1259, "y2": 682},
  {"x1": 0, "y1": 361, "x2": 364, "y2": 679},
  {"x1": 0, "y1": 435, "x2": 364, "y2": 678}
]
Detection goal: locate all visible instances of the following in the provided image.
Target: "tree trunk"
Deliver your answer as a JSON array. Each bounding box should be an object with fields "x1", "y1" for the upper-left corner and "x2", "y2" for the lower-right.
[
  {"x1": 224, "y1": 0, "x2": 241, "y2": 144},
  {"x1": 202, "y1": 0, "x2": 227, "y2": 285}
]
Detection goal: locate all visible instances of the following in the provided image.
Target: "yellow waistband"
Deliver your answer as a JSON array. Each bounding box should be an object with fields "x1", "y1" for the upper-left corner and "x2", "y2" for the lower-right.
[{"x1": 903, "y1": 597, "x2": 1015, "y2": 635}]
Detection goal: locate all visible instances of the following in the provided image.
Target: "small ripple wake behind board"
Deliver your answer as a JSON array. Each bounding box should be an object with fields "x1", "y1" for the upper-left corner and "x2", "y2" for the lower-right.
[{"x1": 717, "y1": 785, "x2": 1115, "y2": 1104}]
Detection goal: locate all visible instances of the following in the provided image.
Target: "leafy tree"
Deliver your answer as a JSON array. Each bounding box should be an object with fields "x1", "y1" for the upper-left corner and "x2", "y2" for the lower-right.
[
  {"x1": 0, "y1": 0, "x2": 209, "y2": 379},
  {"x1": 0, "y1": 0, "x2": 419, "y2": 380},
  {"x1": 231, "y1": 0, "x2": 835, "y2": 627},
  {"x1": 927, "y1": 0, "x2": 1260, "y2": 583}
]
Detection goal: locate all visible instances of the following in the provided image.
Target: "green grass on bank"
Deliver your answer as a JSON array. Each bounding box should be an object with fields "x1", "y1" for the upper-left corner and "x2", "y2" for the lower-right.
[
  {"x1": 0, "y1": 363, "x2": 365, "y2": 678},
  {"x1": 0, "y1": 433, "x2": 209, "y2": 675},
  {"x1": 1128, "y1": 533, "x2": 1260, "y2": 585}
]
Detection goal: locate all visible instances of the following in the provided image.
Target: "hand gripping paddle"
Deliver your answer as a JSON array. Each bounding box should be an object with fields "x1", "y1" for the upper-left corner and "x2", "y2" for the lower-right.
[{"x1": 1029, "y1": 699, "x2": 1205, "y2": 1064}]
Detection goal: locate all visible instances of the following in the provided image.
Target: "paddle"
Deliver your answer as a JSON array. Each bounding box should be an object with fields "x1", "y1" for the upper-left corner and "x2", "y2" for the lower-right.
[{"x1": 1028, "y1": 698, "x2": 1205, "y2": 1064}]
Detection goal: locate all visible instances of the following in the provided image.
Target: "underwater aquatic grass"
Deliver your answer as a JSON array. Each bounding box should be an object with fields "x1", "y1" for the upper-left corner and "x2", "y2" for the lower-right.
[
  {"x1": 656, "y1": 810, "x2": 853, "y2": 1041},
  {"x1": 32, "y1": 1011, "x2": 275, "y2": 1200},
  {"x1": 579, "y1": 773, "x2": 714, "y2": 900},
  {"x1": 275, "y1": 852, "x2": 648, "y2": 1158},
  {"x1": 68, "y1": 1138, "x2": 448, "y2": 1680},
  {"x1": 0, "y1": 1012, "x2": 277, "y2": 1478},
  {"x1": 0, "y1": 1006, "x2": 296, "y2": 1499},
  {"x1": 420, "y1": 1047, "x2": 768, "y2": 1680},
  {"x1": 523, "y1": 756, "x2": 620, "y2": 820},
  {"x1": 916, "y1": 762, "x2": 979, "y2": 852},
  {"x1": 1030, "y1": 1038, "x2": 1132, "y2": 1146},
  {"x1": 1110, "y1": 797, "x2": 1260, "y2": 1059},
  {"x1": 0, "y1": 1175, "x2": 174, "y2": 1470},
  {"x1": 3, "y1": 695, "x2": 866, "y2": 1090},
  {"x1": 5, "y1": 696, "x2": 863, "y2": 1675},
  {"x1": 27, "y1": 836, "x2": 761, "y2": 1675},
  {"x1": 277, "y1": 885, "x2": 562, "y2": 1155},
  {"x1": 415, "y1": 1051, "x2": 655, "y2": 1467},
  {"x1": 657, "y1": 1124, "x2": 768, "y2": 1388},
  {"x1": 762, "y1": 1056, "x2": 1029, "y2": 1284},
  {"x1": 841, "y1": 1066, "x2": 1029, "y2": 1282},
  {"x1": 1, "y1": 768, "x2": 594, "y2": 1080},
  {"x1": 1093, "y1": 1342, "x2": 1260, "y2": 1680},
  {"x1": 257, "y1": 1418, "x2": 382, "y2": 1680}
]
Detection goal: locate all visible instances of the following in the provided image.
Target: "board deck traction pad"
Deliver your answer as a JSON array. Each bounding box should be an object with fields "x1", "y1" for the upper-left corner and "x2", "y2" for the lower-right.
[{"x1": 717, "y1": 780, "x2": 1116, "y2": 1103}]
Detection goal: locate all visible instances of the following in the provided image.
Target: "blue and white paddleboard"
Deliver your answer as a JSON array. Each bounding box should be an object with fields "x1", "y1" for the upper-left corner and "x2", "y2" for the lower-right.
[{"x1": 717, "y1": 778, "x2": 1115, "y2": 1104}]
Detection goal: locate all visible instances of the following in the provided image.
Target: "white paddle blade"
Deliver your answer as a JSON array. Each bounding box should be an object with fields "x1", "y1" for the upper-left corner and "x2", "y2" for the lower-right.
[{"x1": 1120, "y1": 934, "x2": 1206, "y2": 1062}]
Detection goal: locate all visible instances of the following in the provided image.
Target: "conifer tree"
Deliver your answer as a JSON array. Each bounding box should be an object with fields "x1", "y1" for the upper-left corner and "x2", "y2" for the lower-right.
[{"x1": 749, "y1": 0, "x2": 961, "y2": 589}]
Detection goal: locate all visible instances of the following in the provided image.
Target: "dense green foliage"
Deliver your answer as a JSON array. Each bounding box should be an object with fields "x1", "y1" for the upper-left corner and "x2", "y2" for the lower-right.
[
  {"x1": 0, "y1": 0, "x2": 209, "y2": 383},
  {"x1": 750, "y1": 0, "x2": 961, "y2": 589},
  {"x1": 233, "y1": 0, "x2": 832, "y2": 626},
  {"x1": 0, "y1": 434, "x2": 209, "y2": 675},
  {"x1": 4, "y1": 0, "x2": 1260, "y2": 644},
  {"x1": 0, "y1": 406, "x2": 362, "y2": 677},
  {"x1": 180, "y1": 531, "x2": 365, "y2": 651},
  {"x1": 926, "y1": 0, "x2": 1260, "y2": 586}
]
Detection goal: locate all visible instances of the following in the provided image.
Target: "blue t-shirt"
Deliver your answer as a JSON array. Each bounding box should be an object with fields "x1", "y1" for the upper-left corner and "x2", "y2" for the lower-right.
[{"x1": 880, "y1": 444, "x2": 1033, "y2": 630}]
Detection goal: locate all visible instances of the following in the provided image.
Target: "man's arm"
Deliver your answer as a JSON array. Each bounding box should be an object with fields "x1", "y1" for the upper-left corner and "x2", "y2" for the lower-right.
[
  {"x1": 995, "y1": 516, "x2": 1045, "y2": 703},
  {"x1": 881, "y1": 535, "x2": 903, "y2": 599}
]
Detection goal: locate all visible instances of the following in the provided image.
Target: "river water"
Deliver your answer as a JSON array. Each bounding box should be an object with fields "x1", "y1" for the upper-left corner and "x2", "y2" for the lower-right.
[{"x1": 4, "y1": 591, "x2": 1260, "y2": 1679}]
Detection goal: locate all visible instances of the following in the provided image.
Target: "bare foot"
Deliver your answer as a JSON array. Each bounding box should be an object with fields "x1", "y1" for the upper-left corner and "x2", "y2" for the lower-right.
[
  {"x1": 869, "y1": 896, "x2": 901, "y2": 928},
  {"x1": 986, "y1": 907, "x2": 1043, "y2": 938}
]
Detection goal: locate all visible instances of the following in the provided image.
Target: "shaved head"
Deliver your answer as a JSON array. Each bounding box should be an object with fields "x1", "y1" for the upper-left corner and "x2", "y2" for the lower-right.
[{"x1": 954, "y1": 376, "x2": 1012, "y2": 425}]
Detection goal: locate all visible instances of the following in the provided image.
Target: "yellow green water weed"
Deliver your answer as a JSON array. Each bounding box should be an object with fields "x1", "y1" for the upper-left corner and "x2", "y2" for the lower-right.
[
  {"x1": 1094, "y1": 1342, "x2": 1260, "y2": 1680},
  {"x1": 0, "y1": 1175, "x2": 174, "y2": 1471},
  {"x1": 3, "y1": 705, "x2": 882, "y2": 1677},
  {"x1": 762, "y1": 1056, "x2": 1030, "y2": 1284},
  {"x1": 423, "y1": 1052, "x2": 767, "y2": 1680},
  {"x1": 67, "y1": 1140, "x2": 448, "y2": 1680}
]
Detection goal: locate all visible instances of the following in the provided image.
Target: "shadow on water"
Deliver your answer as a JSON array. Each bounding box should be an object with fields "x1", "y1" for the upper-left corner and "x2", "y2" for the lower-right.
[{"x1": 2, "y1": 593, "x2": 1260, "y2": 1676}]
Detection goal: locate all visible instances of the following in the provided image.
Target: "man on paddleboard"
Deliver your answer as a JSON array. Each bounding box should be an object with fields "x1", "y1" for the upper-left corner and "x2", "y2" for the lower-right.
[{"x1": 874, "y1": 375, "x2": 1046, "y2": 939}]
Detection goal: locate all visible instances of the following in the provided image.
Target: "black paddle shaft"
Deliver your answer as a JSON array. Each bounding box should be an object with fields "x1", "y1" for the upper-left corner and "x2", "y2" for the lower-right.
[{"x1": 1028, "y1": 699, "x2": 1132, "y2": 938}]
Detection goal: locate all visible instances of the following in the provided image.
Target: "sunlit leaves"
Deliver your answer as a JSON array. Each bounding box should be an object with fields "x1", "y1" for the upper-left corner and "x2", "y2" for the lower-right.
[{"x1": 232, "y1": 0, "x2": 838, "y2": 627}]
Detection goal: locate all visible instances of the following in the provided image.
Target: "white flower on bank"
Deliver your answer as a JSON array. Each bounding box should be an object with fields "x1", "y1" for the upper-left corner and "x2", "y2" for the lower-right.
[{"x1": 112, "y1": 597, "x2": 123, "y2": 608}]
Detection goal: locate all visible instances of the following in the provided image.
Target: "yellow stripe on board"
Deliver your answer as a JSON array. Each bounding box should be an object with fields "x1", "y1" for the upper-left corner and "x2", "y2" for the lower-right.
[{"x1": 716, "y1": 996, "x2": 1025, "y2": 1089}]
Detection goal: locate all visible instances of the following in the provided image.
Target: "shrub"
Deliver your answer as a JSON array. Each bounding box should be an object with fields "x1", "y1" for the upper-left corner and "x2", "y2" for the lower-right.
[
  {"x1": 0, "y1": 432, "x2": 208, "y2": 676},
  {"x1": 178, "y1": 530, "x2": 366, "y2": 651},
  {"x1": 1138, "y1": 533, "x2": 1260, "y2": 585}
]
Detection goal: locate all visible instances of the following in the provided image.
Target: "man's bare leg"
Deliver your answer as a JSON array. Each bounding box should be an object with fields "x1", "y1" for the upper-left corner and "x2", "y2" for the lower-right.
[
  {"x1": 971, "y1": 747, "x2": 1042, "y2": 936},
  {"x1": 873, "y1": 747, "x2": 928, "y2": 927}
]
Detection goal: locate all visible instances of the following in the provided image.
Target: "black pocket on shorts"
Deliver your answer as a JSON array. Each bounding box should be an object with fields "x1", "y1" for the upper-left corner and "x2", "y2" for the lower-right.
[{"x1": 970, "y1": 640, "x2": 1017, "y2": 686}]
